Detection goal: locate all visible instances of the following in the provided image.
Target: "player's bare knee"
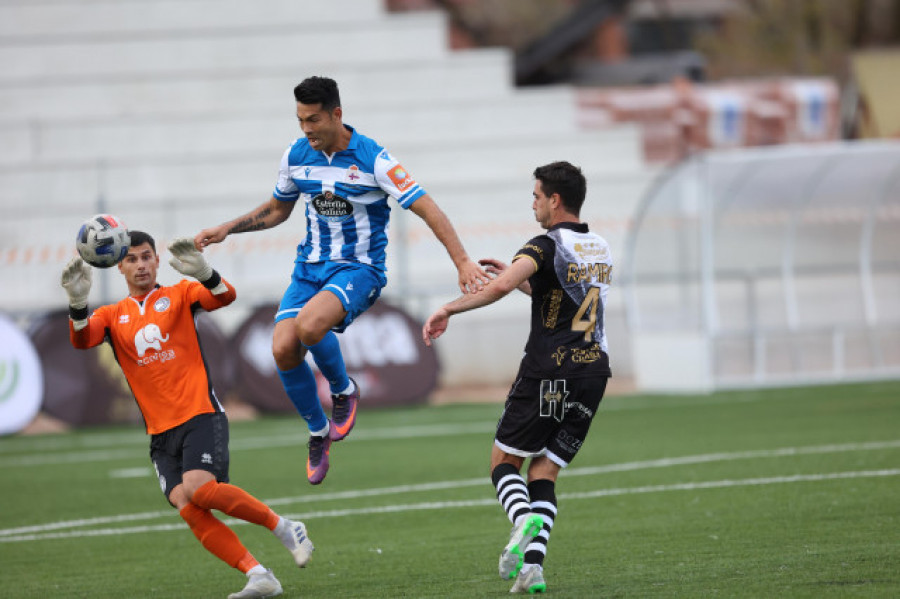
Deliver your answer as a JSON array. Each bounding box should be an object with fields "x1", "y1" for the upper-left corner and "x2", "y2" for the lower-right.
[
  {"x1": 294, "y1": 315, "x2": 328, "y2": 347},
  {"x1": 181, "y1": 470, "x2": 215, "y2": 504},
  {"x1": 527, "y1": 457, "x2": 560, "y2": 483},
  {"x1": 272, "y1": 338, "x2": 305, "y2": 370},
  {"x1": 490, "y1": 448, "x2": 524, "y2": 473},
  {"x1": 168, "y1": 485, "x2": 189, "y2": 510}
]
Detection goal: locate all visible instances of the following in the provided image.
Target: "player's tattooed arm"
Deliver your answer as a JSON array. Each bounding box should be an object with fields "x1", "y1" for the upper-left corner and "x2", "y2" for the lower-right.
[
  {"x1": 195, "y1": 196, "x2": 295, "y2": 248},
  {"x1": 228, "y1": 206, "x2": 272, "y2": 234}
]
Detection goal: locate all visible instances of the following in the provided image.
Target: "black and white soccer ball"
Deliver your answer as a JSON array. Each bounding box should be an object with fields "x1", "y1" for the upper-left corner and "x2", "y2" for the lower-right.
[{"x1": 75, "y1": 214, "x2": 131, "y2": 268}]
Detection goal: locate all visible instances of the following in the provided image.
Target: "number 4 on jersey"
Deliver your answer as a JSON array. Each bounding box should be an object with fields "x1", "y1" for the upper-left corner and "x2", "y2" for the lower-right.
[{"x1": 571, "y1": 287, "x2": 600, "y2": 341}]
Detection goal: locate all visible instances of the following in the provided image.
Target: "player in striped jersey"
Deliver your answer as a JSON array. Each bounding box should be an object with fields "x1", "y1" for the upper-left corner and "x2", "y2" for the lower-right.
[
  {"x1": 194, "y1": 76, "x2": 488, "y2": 484},
  {"x1": 61, "y1": 231, "x2": 313, "y2": 598},
  {"x1": 423, "y1": 162, "x2": 612, "y2": 594}
]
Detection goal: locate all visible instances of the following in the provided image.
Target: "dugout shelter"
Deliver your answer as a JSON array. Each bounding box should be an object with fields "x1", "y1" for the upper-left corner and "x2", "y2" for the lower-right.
[{"x1": 624, "y1": 141, "x2": 900, "y2": 391}]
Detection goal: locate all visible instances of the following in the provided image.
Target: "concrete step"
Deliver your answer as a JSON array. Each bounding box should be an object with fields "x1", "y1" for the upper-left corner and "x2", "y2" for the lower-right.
[
  {"x1": 1, "y1": 87, "x2": 596, "y2": 165},
  {"x1": 0, "y1": 12, "x2": 448, "y2": 84},
  {"x1": 0, "y1": 49, "x2": 513, "y2": 121},
  {"x1": 0, "y1": 0, "x2": 383, "y2": 40},
  {"x1": 0, "y1": 125, "x2": 644, "y2": 209}
]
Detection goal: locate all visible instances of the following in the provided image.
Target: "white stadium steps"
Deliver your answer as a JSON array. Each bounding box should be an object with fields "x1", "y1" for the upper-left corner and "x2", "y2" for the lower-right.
[
  {"x1": 0, "y1": 12, "x2": 448, "y2": 84},
  {"x1": 0, "y1": 126, "x2": 644, "y2": 208},
  {"x1": 0, "y1": 49, "x2": 513, "y2": 121},
  {"x1": 0, "y1": 89, "x2": 631, "y2": 166},
  {"x1": 0, "y1": 0, "x2": 383, "y2": 39},
  {"x1": 1, "y1": 0, "x2": 649, "y2": 389}
]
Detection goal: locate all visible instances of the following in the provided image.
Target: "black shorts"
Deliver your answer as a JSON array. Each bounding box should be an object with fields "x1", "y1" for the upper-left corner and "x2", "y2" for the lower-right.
[
  {"x1": 495, "y1": 376, "x2": 607, "y2": 468},
  {"x1": 150, "y1": 412, "x2": 230, "y2": 500}
]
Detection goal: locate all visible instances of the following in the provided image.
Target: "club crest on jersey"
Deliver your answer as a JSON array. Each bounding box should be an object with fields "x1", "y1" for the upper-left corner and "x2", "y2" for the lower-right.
[
  {"x1": 345, "y1": 164, "x2": 360, "y2": 182},
  {"x1": 153, "y1": 297, "x2": 170, "y2": 313},
  {"x1": 387, "y1": 164, "x2": 415, "y2": 192},
  {"x1": 312, "y1": 191, "x2": 353, "y2": 222}
]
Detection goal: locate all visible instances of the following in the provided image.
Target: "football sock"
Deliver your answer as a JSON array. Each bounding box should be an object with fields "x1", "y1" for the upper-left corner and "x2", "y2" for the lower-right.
[
  {"x1": 305, "y1": 331, "x2": 351, "y2": 394},
  {"x1": 179, "y1": 503, "x2": 259, "y2": 572},
  {"x1": 335, "y1": 379, "x2": 355, "y2": 396},
  {"x1": 491, "y1": 463, "x2": 532, "y2": 526},
  {"x1": 236, "y1": 552, "x2": 261, "y2": 574},
  {"x1": 525, "y1": 479, "x2": 557, "y2": 566},
  {"x1": 277, "y1": 361, "x2": 328, "y2": 432},
  {"x1": 191, "y1": 480, "x2": 280, "y2": 530},
  {"x1": 273, "y1": 517, "x2": 297, "y2": 547}
]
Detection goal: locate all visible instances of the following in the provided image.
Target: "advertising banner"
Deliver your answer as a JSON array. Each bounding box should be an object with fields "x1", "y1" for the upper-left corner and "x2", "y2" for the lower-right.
[
  {"x1": 0, "y1": 313, "x2": 43, "y2": 435},
  {"x1": 21, "y1": 299, "x2": 438, "y2": 430},
  {"x1": 232, "y1": 300, "x2": 438, "y2": 411}
]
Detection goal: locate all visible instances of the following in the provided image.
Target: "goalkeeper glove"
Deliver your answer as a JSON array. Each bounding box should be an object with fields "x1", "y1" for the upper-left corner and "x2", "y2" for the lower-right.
[
  {"x1": 61, "y1": 256, "x2": 92, "y2": 331},
  {"x1": 61, "y1": 256, "x2": 92, "y2": 309},
  {"x1": 167, "y1": 237, "x2": 213, "y2": 282}
]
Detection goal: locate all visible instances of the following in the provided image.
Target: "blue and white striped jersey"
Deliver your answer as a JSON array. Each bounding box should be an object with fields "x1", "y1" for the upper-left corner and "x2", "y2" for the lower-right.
[{"x1": 273, "y1": 125, "x2": 426, "y2": 272}]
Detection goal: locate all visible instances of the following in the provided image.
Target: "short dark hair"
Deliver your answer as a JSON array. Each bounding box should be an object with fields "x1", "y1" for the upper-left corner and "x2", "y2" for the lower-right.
[
  {"x1": 128, "y1": 230, "x2": 156, "y2": 253},
  {"x1": 293, "y1": 76, "x2": 341, "y2": 111},
  {"x1": 533, "y1": 161, "x2": 586, "y2": 216}
]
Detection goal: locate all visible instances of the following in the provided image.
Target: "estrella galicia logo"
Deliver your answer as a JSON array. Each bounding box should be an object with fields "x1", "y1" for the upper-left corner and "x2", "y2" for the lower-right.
[
  {"x1": 312, "y1": 191, "x2": 353, "y2": 222},
  {"x1": 539, "y1": 379, "x2": 569, "y2": 422}
]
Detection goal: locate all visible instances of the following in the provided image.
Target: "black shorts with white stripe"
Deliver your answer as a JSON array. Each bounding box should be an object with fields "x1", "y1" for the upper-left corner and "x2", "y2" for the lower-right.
[{"x1": 495, "y1": 376, "x2": 607, "y2": 467}]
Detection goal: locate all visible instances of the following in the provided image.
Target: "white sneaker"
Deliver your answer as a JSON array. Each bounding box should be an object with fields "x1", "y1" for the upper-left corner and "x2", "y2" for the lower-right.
[
  {"x1": 510, "y1": 564, "x2": 547, "y2": 594},
  {"x1": 499, "y1": 513, "x2": 544, "y2": 579},
  {"x1": 227, "y1": 568, "x2": 283, "y2": 599},
  {"x1": 281, "y1": 519, "x2": 314, "y2": 567}
]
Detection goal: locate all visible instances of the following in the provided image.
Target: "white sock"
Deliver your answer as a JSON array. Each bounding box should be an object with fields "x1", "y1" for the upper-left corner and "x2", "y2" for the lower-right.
[
  {"x1": 247, "y1": 564, "x2": 266, "y2": 576},
  {"x1": 311, "y1": 421, "x2": 330, "y2": 437},
  {"x1": 336, "y1": 380, "x2": 355, "y2": 397},
  {"x1": 273, "y1": 517, "x2": 295, "y2": 547},
  {"x1": 274, "y1": 517, "x2": 288, "y2": 537}
]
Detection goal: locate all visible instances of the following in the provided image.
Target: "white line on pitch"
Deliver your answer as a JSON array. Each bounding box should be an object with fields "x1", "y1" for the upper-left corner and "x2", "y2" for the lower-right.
[
  {"x1": 1, "y1": 468, "x2": 897, "y2": 543},
  {"x1": 1, "y1": 439, "x2": 897, "y2": 539},
  {"x1": 0, "y1": 422, "x2": 498, "y2": 467},
  {"x1": 0, "y1": 388, "x2": 798, "y2": 457}
]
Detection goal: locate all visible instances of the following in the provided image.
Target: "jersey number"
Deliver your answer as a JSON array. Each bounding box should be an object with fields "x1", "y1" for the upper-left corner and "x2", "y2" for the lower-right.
[{"x1": 571, "y1": 287, "x2": 600, "y2": 341}]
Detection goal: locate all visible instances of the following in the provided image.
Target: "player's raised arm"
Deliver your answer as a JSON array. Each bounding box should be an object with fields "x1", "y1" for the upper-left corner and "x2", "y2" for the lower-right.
[
  {"x1": 168, "y1": 237, "x2": 236, "y2": 307},
  {"x1": 194, "y1": 196, "x2": 295, "y2": 249},
  {"x1": 422, "y1": 256, "x2": 536, "y2": 346},
  {"x1": 60, "y1": 256, "x2": 93, "y2": 331},
  {"x1": 479, "y1": 258, "x2": 532, "y2": 295},
  {"x1": 408, "y1": 194, "x2": 489, "y2": 294}
]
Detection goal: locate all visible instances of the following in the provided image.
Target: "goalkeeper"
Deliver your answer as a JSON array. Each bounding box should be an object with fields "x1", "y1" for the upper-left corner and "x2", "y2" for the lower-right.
[{"x1": 61, "y1": 230, "x2": 311, "y2": 599}]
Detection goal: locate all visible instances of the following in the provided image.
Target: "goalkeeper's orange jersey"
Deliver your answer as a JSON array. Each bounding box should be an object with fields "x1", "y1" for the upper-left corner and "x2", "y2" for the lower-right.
[{"x1": 70, "y1": 279, "x2": 237, "y2": 435}]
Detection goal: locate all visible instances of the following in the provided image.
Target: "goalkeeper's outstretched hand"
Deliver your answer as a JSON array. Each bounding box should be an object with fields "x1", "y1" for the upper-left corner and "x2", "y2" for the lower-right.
[
  {"x1": 168, "y1": 237, "x2": 213, "y2": 282},
  {"x1": 60, "y1": 256, "x2": 92, "y2": 308}
]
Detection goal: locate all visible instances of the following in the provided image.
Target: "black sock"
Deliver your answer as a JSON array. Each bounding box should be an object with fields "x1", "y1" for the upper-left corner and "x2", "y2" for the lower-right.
[
  {"x1": 491, "y1": 463, "x2": 532, "y2": 525},
  {"x1": 525, "y1": 478, "x2": 557, "y2": 566}
]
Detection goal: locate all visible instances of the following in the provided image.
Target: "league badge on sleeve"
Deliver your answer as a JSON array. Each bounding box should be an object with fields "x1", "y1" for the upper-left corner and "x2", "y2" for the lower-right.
[{"x1": 387, "y1": 164, "x2": 416, "y2": 192}]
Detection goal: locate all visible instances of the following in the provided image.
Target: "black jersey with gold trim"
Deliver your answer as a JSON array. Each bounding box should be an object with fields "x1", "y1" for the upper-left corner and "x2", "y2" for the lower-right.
[{"x1": 512, "y1": 222, "x2": 612, "y2": 379}]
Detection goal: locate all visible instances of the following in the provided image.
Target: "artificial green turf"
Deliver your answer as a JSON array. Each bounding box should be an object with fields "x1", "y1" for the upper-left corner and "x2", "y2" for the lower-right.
[{"x1": 0, "y1": 381, "x2": 897, "y2": 597}]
